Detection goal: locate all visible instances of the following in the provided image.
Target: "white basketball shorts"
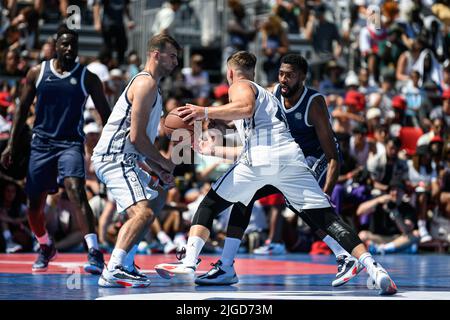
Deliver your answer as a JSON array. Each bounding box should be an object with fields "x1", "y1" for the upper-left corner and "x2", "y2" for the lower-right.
[
  {"x1": 212, "y1": 162, "x2": 331, "y2": 211},
  {"x1": 92, "y1": 154, "x2": 158, "y2": 213}
]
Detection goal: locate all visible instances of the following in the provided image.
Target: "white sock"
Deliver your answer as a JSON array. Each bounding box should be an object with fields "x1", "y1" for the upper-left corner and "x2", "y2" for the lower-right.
[
  {"x1": 418, "y1": 219, "x2": 429, "y2": 236},
  {"x1": 124, "y1": 245, "x2": 138, "y2": 272},
  {"x1": 107, "y1": 248, "x2": 127, "y2": 270},
  {"x1": 84, "y1": 233, "x2": 99, "y2": 250},
  {"x1": 157, "y1": 231, "x2": 171, "y2": 245},
  {"x1": 183, "y1": 236, "x2": 205, "y2": 266},
  {"x1": 358, "y1": 252, "x2": 378, "y2": 279},
  {"x1": 381, "y1": 242, "x2": 396, "y2": 253},
  {"x1": 3, "y1": 230, "x2": 12, "y2": 241},
  {"x1": 323, "y1": 235, "x2": 349, "y2": 258},
  {"x1": 220, "y1": 237, "x2": 241, "y2": 267},
  {"x1": 36, "y1": 233, "x2": 50, "y2": 246}
]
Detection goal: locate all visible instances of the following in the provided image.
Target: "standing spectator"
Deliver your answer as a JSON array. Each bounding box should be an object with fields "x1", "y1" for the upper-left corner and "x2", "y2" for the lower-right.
[
  {"x1": 304, "y1": 4, "x2": 342, "y2": 82},
  {"x1": 260, "y1": 15, "x2": 289, "y2": 85},
  {"x1": 93, "y1": 0, "x2": 135, "y2": 65},
  {"x1": 222, "y1": 0, "x2": 257, "y2": 74},
  {"x1": 151, "y1": 0, "x2": 182, "y2": 37}
]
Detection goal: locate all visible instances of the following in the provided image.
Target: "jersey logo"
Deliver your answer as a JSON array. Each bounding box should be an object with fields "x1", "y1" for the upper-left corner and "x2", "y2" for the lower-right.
[
  {"x1": 45, "y1": 75, "x2": 59, "y2": 82},
  {"x1": 70, "y1": 77, "x2": 78, "y2": 85},
  {"x1": 295, "y1": 112, "x2": 303, "y2": 120}
]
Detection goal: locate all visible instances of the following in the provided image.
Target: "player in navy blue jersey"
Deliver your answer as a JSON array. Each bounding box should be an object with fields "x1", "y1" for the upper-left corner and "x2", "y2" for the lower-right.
[
  {"x1": 1, "y1": 26, "x2": 111, "y2": 273},
  {"x1": 195, "y1": 54, "x2": 364, "y2": 288}
]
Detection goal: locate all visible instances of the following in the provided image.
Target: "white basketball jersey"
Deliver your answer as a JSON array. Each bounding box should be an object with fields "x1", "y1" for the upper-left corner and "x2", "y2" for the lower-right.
[
  {"x1": 93, "y1": 72, "x2": 162, "y2": 160},
  {"x1": 233, "y1": 80, "x2": 306, "y2": 166}
]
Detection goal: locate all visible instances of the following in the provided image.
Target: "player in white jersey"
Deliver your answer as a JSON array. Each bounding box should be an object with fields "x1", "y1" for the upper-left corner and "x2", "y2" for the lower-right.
[
  {"x1": 92, "y1": 34, "x2": 179, "y2": 288},
  {"x1": 155, "y1": 51, "x2": 397, "y2": 295}
]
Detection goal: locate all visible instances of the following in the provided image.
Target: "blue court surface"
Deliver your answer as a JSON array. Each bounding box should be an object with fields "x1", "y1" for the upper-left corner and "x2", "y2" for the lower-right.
[{"x1": 0, "y1": 253, "x2": 449, "y2": 300}]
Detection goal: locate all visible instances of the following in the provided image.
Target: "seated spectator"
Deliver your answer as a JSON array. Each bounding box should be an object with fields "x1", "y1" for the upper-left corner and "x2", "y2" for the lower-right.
[
  {"x1": 0, "y1": 181, "x2": 32, "y2": 253},
  {"x1": 45, "y1": 190, "x2": 84, "y2": 252},
  {"x1": 367, "y1": 136, "x2": 409, "y2": 194},
  {"x1": 357, "y1": 177, "x2": 420, "y2": 254},
  {"x1": 429, "y1": 89, "x2": 450, "y2": 133},
  {"x1": 181, "y1": 54, "x2": 211, "y2": 106},
  {"x1": 408, "y1": 144, "x2": 440, "y2": 243},
  {"x1": 417, "y1": 117, "x2": 444, "y2": 147},
  {"x1": 331, "y1": 90, "x2": 365, "y2": 134},
  {"x1": 349, "y1": 124, "x2": 371, "y2": 167},
  {"x1": 318, "y1": 60, "x2": 345, "y2": 95},
  {"x1": 260, "y1": 15, "x2": 289, "y2": 85}
]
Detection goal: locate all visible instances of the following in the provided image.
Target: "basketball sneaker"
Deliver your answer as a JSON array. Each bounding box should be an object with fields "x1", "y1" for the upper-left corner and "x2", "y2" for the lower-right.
[
  {"x1": 253, "y1": 243, "x2": 286, "y2": 255},
  {"x1": 83, "y1": 248, "x2": 105, "y2": 275},
  {"x1": 98, "y1": 265, "x2": 151, "y2": 288},
  {"x1": 155, "y1": 258, "x2": 201, "y2": 279},
  {"x1": 32, "y1": 242, "x2": 57, "y2": 272},
  {"x1": 369, "y1": 263, "x2": 398, "y2": 295},
  {"x1": 195, "y1": 260, "x2": 239, "y2": 286},
  {"x1": 332, "y1": 255, "x2": 364, "y2": 287}
]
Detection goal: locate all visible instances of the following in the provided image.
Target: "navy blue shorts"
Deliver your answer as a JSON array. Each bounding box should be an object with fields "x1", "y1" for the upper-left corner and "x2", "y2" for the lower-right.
[{"x1": 25, "y1": 135, "x2": 85, "y2": 198}]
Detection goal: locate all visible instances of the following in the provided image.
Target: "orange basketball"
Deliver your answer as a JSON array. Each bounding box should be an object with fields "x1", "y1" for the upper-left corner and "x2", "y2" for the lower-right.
[{"x1": 163, "y1": 110, "x2": 194, "y2": 143}]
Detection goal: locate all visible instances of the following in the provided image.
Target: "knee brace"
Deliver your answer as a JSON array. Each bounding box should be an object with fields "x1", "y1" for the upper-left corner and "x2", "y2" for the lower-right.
[
  {"x1": 191, "y1": 189, "x2": 232, "y2": 231},
  {"x1": 299, "y1": 207, "x2": 362, "y2": 253}
]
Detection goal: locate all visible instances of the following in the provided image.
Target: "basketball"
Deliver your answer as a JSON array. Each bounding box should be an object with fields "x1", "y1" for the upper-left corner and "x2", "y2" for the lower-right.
[{"x1": 163, "y1": 109, "x2": 194, "y2": 142}]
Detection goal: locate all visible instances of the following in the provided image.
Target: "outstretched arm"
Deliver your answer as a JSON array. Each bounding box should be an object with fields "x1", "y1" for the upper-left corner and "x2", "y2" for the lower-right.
[{"x1": 177, "y1": 81, "x2": 256, "y2": 124}]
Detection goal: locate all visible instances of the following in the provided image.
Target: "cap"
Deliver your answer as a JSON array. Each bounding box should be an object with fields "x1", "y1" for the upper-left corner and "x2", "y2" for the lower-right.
[
  {"x1": 214, "y1": 84, "x2": 229, "y2": 99},
  {"x1": 84, "y1": 122, "x2": 101, "y2": 135},
  {"x1": 392, "y1": 95, "x2": 406, "y2": 110},
  {"x1": 0, "y1": 92, "x2": 12, "y2": 108},
  {"x1": 110, "y1": 68, "x2": 123, "y2": 78},
  {"x1": 366, "y1": 107, "x2": 382, "y2": 120},
  {"x1": 430, "y1": 135, "x2": 444, "y2": 144},
  {"x1": 344, "y1": 90, "x2": 365, "y2": 111},
  {"x1": 442, "y1": 88, "x2": 450, "y2": 99}
]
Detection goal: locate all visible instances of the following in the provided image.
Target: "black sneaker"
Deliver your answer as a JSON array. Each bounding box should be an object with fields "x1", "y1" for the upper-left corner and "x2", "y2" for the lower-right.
[
  {"x1": 32, "y1": 243, "x2": 57, "y2": 272},
  {"x1": 98, "y1": 265, "x2": 151, "y2": 288},
  {"x1": 195, "y1": 260, "x2": 239, "y2": 286},
  {"x1": 83, "y1": 248, "x2": 105, "y2": 275},
  {"x1": 332, "y1": 255, "x2": 364, "y2": 287}
]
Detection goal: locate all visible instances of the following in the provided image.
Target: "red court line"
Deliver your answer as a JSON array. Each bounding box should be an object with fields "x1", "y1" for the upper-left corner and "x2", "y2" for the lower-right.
[{"x1": 0, "y1": 254, "x2": 336, "y2": 275}]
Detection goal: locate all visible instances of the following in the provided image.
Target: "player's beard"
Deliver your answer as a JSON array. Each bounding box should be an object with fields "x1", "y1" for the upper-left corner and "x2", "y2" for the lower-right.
[{"x1": 281, "y1": 81, "x2": 301, "y2": 98}]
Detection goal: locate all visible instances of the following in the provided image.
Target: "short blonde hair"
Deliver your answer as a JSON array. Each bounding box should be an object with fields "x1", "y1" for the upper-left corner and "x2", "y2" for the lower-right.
[{"x1": 227, "y1": 51, "x2": 256, "y2": 74}]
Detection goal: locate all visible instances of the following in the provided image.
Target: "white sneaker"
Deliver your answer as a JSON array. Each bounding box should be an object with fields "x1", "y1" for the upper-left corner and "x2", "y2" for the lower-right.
[
  {"x1": 331, "y1": 255, "x2": 364, "y2": 287},
  {"x1": 195, "y1": 260, "x2": 239, "y2": 286},
  {"x1": 98, "y1": 265, "x2": 151, "y2": 288},
  {"x1": 6, "y1": 240, "x2": 22, "y2": 253},
  {"x1": 253, "y1": 243, "x2": 286, "y2": 255},
  {"x1": 173, "y1": 234, "x2": 187, "y2": 250},
  {"x1": 370, "y1": 263, "x2": 398, "y2": 295},
  {"x1": 155, "y1": 258, "x2": 201, "y2": 279}
]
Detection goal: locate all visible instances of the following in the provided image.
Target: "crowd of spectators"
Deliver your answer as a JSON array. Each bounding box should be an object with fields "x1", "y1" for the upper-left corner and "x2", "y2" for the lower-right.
[{"x1": 1, "y1": 0, "x2": 450, "y2": 257}]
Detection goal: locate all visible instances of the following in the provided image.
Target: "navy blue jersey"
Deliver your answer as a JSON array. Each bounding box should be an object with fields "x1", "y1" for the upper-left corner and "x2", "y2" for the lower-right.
[
  {"x1": 273, "y1": 84, "x2": 338, "y2": 159},
  {"x1": 33, "y1": 59, "x2": 88, "y2": 143}
]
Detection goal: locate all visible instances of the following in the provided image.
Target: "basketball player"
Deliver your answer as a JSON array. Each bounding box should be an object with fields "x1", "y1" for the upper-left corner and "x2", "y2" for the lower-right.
[
  {"x1": 195, "y1": 54, "x2": 363, "y2": 287},
  {"x1": 92, "y1": 34, "x2": 179, "y2": 288},
  {"x1": 1, "y1": 27, "x2": 111, "y2": 273},
  {"x1": 155, "y1": 51, "x2": 397, "y2": 295}
]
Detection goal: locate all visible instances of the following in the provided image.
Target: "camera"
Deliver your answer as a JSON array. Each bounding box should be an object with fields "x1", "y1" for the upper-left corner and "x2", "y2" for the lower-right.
[{"x1": 386, "y1": 201, "x2": 397, "y2": 210}]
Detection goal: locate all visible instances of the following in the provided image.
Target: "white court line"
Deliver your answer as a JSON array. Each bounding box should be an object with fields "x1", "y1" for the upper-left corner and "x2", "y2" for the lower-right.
[{"x1": 97, "y1": 290, "x2": 450, "y2": 300}]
